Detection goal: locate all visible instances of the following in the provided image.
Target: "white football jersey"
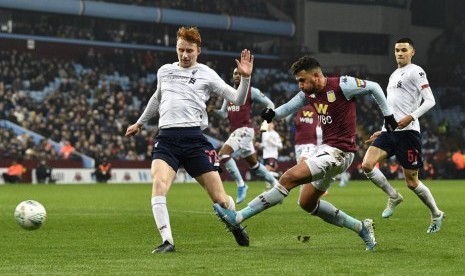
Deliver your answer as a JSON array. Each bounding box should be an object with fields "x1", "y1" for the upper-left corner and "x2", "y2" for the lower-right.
[
  {"x1": 141, "y1": 62, "x2": 231, "y2": 130},
  {"x1": 386, "y1": 63, "x2": 430, "y2": 132}
]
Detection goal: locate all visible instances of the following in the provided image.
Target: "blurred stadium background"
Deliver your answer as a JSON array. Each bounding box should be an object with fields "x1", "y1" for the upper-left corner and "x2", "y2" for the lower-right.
[{"x1": 1, "y1": 0, "x2": 465, "y2": 184}]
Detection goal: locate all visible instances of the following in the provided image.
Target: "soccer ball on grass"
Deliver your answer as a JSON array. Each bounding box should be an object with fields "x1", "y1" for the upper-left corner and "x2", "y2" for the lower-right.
[{"x1": 14, "y1": 200, "x2": 47, "y2": 230}]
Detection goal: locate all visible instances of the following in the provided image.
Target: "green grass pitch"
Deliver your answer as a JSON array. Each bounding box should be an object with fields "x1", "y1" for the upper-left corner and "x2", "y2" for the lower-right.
[{"x1": 1, "y1": 180, "x2": 464, "y2": 275}]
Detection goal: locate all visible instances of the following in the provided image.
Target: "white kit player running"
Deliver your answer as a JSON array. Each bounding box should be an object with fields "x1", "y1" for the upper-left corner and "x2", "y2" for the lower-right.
[
  {"x1": 125, "y1": 26, "x2": 253, "y2": 253},
  {"x1": 211, "y1": 68, "x2": 279, "y2": 204},
  {"x1": 362, "y1": 37, "x2": 445, "y2": 233}
]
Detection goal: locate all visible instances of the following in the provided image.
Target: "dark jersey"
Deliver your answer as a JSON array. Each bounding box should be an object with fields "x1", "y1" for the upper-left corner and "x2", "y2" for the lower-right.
[
  {"x1": 227, "y1": 87, "x2": 252, "y2": 131},
  {"x1": 306, "y1": 77, "x2": 357, "y2": 152},
  {"x1": 294, "y1": 105, "x2": 319, "y2": 146}
]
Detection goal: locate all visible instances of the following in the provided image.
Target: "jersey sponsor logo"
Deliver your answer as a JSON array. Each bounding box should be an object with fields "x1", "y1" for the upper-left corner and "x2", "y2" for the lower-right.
[
  {"x1": 302, "y1": 110, "x2": 314, "y2": 117},
  {"x1": 313, "y1": 103, "x2": 332, "y2": 125},
  {"x1": 313, "y1": 103, "x2": 329, "y2": 114},
  {"x1": 419, "y1": 72, "x2": 425, "y2": 78},
  {"x1": 227, "y1": 105, "x2": 241, "y2": 112},
  {"x1": 300, "y1": 110, "x2": 315, "y2": 124},
  {"x1": 326, "y1": 91, "x2": 336, "y2": 103},
  {"x1": 162, "y1": 75, "x2": 189, "y2": 83},
  {"x1": 397, "y1": 80, "x2": 402, "y2": 88},
  {"x1": 299, "y1": 117, "x2": 314, "y2": 124},
  {"x1": 355, "y1": 78, "x2": 366, "y2": 88}
]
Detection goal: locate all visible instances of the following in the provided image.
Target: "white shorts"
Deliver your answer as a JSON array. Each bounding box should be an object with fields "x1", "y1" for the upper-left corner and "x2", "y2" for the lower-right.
[
  {"x1": 303, "y1": 144, "x2": 354, "y2": 191},
  {"x1": 295, "y1": 143, "x2": 317, "y2": 163},
  {"x1": 224, "y1": 127, "x2": 255, "y2": 158}
]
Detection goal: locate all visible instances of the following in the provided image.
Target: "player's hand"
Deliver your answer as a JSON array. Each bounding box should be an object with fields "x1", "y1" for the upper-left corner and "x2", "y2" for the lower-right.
[
  {"x1": 397, "y1": 115, "x2": 414, "y2": 129},
  {"x1": 125, "y1": 123, "x2": 142, "y2": 137},
  {"x1": 261, "y1": 107, "x2": 275, "y2": 123},
  {"x1": 364, "y1": 131, "x2": 382, "y2": 144},
  {"x1": 384, "y1": 114, "x2": 398, "y2": 132},
  {"x1": 235, "y1": 49, "x2": 254, "y2": 78}
]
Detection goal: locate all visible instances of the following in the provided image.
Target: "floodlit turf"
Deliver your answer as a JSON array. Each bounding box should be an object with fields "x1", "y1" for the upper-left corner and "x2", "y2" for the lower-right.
[{"x1": 1, "y1": 180, "x2": 464, "y2": 275}]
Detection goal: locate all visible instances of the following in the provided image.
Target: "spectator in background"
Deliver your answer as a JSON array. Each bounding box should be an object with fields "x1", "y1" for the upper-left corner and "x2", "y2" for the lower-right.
[
  {"x1": 60, "y1": 140, "x2": 75, "y2": 159},
  {"x1": 93, "y1": 157, "x2": 112, "y2": 183},
  {"x1": 452, "y1": 148, "x2": 465, "y2": 178},
  {"x1": 2, "y1": 159, "x2": 26, "y2": 183},
  {"x1": 36, "y1": 159, "x2": 55, "y2": 184},
  {"x1": 255, "y1": 121, "x2": 283, "y2": 189}
]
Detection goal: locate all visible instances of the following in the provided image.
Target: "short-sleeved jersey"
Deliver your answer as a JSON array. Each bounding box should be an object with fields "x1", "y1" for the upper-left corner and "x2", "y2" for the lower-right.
[
  {"x1": 293, "y1": 105, "x2": 319, "y2": 146},
  {"x1": 307, "y1": 77, "x2": 357, "y2": 152},
  {"x1": 387, "y1": 63, "x2": 429, "y2": 132},
  {"x1": 157, "y1": 62, "x2": 229, "y2": 130}
]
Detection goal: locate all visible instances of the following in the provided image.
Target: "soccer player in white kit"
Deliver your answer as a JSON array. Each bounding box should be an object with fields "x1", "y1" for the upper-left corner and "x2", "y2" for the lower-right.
[
  {"x1": 125, "y1": 27, "x2": 253, "y2": 252},
  {"x1": 362, "y1": 38, "x2": 445, "y2": 233}
]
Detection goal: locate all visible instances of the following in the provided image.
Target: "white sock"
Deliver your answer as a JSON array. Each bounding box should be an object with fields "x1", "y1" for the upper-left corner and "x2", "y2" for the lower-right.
[
  {"x1": 365, "y1": 168, "x2": 398, "y2": 198},
  {"x1": 238, "y1": 184, "x2": 288, "y2": 223},
  {"x1": 413, "y1": 181, "x2": 441, "y2": 217},
  {"x1": 251, "y1": 163, "x2": 279, "y2": 185},
  {"x1": 226, "y1": 195, "x2": 235, "y2": 211},
  {"x1": 311, "y1": 200, "x2": 362, "y2": 233},
  {"x1": 151, "y1": 196, "x2": 174, "y2": 245},
  {"x1": 224, "y1": 158, "x2": 245, "y2": 187}
]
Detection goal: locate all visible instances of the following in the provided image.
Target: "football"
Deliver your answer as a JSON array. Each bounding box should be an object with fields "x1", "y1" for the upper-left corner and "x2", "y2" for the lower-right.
[{"x1": 14, "y1": 200, "x2": 47, "y2": 230}]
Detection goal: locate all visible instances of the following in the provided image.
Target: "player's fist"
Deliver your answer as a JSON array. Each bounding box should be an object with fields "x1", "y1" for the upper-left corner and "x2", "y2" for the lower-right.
[
  {"x1": 261, "y1": 107, "x2": 275, "y2": 123},
  {"x1": 384, "y1": 115, "x2": 398, "y2": 132}
]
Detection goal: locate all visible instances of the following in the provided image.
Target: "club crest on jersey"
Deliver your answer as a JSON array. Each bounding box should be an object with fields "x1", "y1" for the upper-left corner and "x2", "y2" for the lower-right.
[
  {"x1": 189, "y1": 70, "x2": 198, "y2": 84},
  {"x1": 355, "y1": 78, "x2": 366, "y2": 88},
  {"x1": 326, "y1": 90, "x2": 336, "y2": 102}
]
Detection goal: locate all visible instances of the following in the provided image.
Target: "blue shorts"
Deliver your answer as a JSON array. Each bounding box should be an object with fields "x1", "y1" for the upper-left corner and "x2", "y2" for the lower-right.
[
  {"x1": 372, "y1": 130, "x2": 423, "y2": 170},
  {"x1": 152, "y1": 127, "x2": 220, "y2": 178}
]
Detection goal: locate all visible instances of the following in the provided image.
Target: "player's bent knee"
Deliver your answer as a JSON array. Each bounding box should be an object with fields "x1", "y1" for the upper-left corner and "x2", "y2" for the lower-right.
[
  {"x1": 279, "y1": 173, "x2": 295, "y2": 191},
  {"x1": 218, "y1": 155, "x2": 231, "y2": 164},
  {"x1": 361, "y1": 161, "x2": 374, "y2": 173}
]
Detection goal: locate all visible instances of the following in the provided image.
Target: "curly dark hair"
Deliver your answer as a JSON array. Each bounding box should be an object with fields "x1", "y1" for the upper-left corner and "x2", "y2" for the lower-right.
[{"x1": 290, "y1": 56, "x2": 321, "y2": 75}]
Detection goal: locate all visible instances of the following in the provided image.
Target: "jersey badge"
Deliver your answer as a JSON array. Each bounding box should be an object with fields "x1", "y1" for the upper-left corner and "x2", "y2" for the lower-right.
[
  {"x1": 355, "y1": 78, "x2": 366, "y2": 88},
  {"x1": 326, "y1": 90, "x2": 336, "y2": 103},
  {"x1": 189, "y1": 70, "x2": 198, "y2": 84}
]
